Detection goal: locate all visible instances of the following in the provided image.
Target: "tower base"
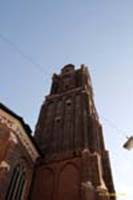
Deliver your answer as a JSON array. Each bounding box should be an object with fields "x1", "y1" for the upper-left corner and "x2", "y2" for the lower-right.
[{"x1": 31, "y1": 149, "x2": 115, "y2": 200}]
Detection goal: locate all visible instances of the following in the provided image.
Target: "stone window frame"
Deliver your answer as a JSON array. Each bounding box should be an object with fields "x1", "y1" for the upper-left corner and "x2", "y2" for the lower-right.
[{"x1": 6, "y1": 163, "x2": 26, "y2": 200}]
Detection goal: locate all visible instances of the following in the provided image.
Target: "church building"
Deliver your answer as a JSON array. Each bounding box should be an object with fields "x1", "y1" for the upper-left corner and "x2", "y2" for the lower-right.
[{"x1": 0, "y1": 64, "x2": 116, "y2": 200}]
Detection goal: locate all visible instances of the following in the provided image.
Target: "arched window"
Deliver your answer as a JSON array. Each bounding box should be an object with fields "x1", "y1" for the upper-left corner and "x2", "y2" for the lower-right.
[{"x1": 6, "y1": 164, "x2": 26, "y2": 200}]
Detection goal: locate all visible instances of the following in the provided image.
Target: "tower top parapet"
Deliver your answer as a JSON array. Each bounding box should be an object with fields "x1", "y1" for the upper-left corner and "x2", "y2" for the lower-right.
[{"x1": 50, "y1": 64, "x2": 92, "y2": 95}]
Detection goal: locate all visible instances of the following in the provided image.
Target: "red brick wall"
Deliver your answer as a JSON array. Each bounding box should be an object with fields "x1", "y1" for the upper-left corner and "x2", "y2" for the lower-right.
[{"x1": 0, "y1": 123, "x2": 34, "y2": 200}]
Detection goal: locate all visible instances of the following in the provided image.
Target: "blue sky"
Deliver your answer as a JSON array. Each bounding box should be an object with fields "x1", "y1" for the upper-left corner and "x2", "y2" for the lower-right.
[{"x1": 0, "y1": 0, "x2": 133, "y2": 199}]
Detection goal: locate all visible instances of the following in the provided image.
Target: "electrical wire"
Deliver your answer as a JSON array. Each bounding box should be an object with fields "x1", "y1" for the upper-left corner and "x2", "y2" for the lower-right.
[
  {"x1": 0, "y1": 32, "x2": 130, "y2": 139},
  {"x1": 0, "y1": 32, "x2": 45, "y2": 75},
  {"x1": 100, "y1": 114, "x2": 128, "y2": 138}
]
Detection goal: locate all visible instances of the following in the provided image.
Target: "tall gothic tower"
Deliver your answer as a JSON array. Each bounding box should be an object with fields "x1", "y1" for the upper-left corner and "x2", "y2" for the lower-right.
[{"x1": 31, "y1": 64, "x2": 116, "y2": 200}]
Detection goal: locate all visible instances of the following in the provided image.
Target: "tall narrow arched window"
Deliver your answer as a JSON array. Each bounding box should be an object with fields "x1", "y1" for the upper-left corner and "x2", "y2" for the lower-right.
[{"x1": 6, "y1": 164, "x2": 26, "y2": 200}]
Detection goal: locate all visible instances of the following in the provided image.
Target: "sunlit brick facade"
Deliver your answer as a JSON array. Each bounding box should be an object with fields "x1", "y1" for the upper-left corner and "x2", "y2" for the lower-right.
[{"x1": 0, "y1": 104, "x2": 39, "y2": 200}]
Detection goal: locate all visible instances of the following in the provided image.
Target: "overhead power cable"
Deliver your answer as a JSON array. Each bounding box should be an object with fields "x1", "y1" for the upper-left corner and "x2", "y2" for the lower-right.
[
  {"x1": 100, "y1": 114, "x2": 129, "y2": 138},
  {"x1": 0, "y1": 32, "x2": 130, "y2": 144},
  {"x1": 99, "y1": 114, "x2": 133, "y2": 150},
  {"x1": 0, "y1": 32, "x2": 45, "y2": 75}
]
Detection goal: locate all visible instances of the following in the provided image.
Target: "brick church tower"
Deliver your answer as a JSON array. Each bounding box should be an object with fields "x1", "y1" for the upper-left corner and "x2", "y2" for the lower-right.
[{"x1": 31, "y1": 64, "x2": 116, "y2": 200}]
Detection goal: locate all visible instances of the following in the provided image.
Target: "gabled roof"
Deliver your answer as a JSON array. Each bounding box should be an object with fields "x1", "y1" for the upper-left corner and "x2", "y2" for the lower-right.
[{"x1": 0, "y1": 103, "x2": 31, "y2": 134}]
